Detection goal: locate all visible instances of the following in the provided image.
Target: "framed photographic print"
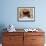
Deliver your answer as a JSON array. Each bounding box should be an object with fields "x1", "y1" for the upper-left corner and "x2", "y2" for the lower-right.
[{"x1": 17, "y1": 7, "x2": 35, "y2": 22}]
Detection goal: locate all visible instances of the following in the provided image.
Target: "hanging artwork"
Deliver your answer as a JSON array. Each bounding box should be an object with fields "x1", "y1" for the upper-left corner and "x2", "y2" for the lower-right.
[{"x1": 17, "y1": 7, "x2": 35, "y2": 22}]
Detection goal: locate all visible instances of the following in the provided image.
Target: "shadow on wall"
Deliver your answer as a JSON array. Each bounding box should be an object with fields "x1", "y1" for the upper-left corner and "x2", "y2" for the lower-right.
[{"x1": 0, "y1": 24, "x2": 6, "y2": 43}]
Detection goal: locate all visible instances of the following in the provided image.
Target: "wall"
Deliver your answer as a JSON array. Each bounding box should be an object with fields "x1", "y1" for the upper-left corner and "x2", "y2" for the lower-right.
[
  {"x1": 0, "y1": 0, "x2": 46, "y2": 29},
  {"x1": 0, "y1": 0, "x2": 46, "y2": 43}
]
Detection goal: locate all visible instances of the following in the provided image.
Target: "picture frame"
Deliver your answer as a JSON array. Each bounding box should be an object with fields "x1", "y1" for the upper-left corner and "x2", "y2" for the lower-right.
[{"x1": 17, "y1": 7, "x2": 35, "y2": 22}]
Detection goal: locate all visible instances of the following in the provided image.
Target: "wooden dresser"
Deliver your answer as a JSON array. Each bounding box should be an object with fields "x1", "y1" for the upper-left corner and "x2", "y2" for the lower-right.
[{"x1": 2, "y1": 32, "x2": 45, "y2": 46}]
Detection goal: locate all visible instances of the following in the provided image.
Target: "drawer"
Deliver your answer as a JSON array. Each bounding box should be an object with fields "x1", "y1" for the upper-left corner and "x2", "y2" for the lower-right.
[
  {"x1": 3, "y1": 43, "x2": 23, "y2": 46},
  {"x1": 3, "y1": 32, "x2": 23, "y2": 36},
  {"x1": 24, "y1": 32, "x2": 44, "y2": 36},
  {"x1": 3, "y1": 35, "x2": 23, "y2": 44},
  {"x1": 3, "y1": 43, "x2": 15, "y2": 46},
  {"x1": 32, "y1": 44, "x2": 44, "y2": 46},
  {"x1": 32, "y1": 36, "x2": 45, "y2": 44}
]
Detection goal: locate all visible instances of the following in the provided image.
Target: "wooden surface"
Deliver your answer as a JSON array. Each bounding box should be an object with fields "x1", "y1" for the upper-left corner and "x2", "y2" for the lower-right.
[
  {"x1": 2, "y1": 32, "x2": 45, "y2": 46},
  {"x1": 3, "y1": 32, "x2": 24, "y2": 46},
  {"x1": 24, "y1": 32, "x2": 45, "y2": 46}
]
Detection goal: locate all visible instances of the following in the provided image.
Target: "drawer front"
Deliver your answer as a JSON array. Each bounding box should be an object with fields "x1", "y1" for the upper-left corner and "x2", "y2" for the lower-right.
[
  {"x1": 32, "y1": 44, "x2": 44, "y2": 46},
  {"x1": 24, "y1": 32, "x2": 44, "y2": 36},
  {"x1": 32, "y1": 36, "x2": 45, "y2": 44},
  {"x1": 3, "y1": 32, "x2": 23, "y2": 36},
  {"x1": 3, "y1": 43, "x2": 23, "y2": 46},
  {"x1": 3, "y1": 36, "x2": 23, "y2": 43}
]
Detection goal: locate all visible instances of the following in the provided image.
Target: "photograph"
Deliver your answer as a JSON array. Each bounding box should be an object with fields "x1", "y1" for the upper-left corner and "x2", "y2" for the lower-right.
[{"x1": 17, "y1": 7, "x2": 35, "y2": 21}]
